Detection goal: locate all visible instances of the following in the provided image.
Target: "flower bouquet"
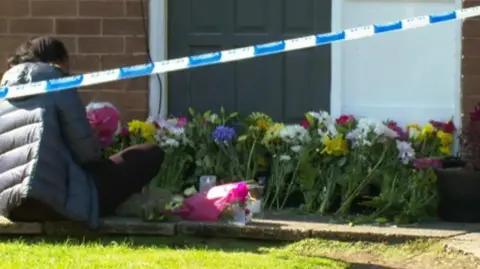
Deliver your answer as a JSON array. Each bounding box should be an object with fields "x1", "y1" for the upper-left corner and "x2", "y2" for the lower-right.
[
  {"x1": 184, "y1": 107, "x2": 240, "y2": 181},
  {"x1": 299, "y1": 111, "x2": 351, "y2": 214},
  {"x1": 237, "y1": 112, "x2": 273, "y2": 181},
  {"x1": 335, "y1": 117, "x2": 399, "y2": 216},
  {"x1": 159, "y1": 182, "x2": 252, "y2": 224},
  {"x1": 150, "y1": 116, "x2": 193, "y2": 192},
  {"x1": 262, "y1": 122, "x2": 311, "y2": 210}
]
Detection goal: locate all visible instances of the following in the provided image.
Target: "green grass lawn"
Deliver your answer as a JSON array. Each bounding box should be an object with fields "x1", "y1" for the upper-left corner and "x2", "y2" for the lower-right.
[
  {"x1": 0, "y1": 236, "x2": 348, "y2": 269},
  {"x1": 0, "y1": 236, "x2": 477, "y2": 269}
]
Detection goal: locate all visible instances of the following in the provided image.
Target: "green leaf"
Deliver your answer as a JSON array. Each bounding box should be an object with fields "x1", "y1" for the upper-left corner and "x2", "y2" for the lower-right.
[
  {"x1": 338, "y1": 156, "x2": 347, "y2": 167},
  {"x1": 203, "y1": 110, "x2": 212, "y2": 118},
  {"x1": 229, "y1": 112, "x2": 239, "y2": 119},
  {"x1": 188, "y1": 107, "x2": 196, "y2": 116},
  {"x1": 237, "y1": 135, "x2": 247, "y2": 142},
  {"x1": 305, "y1": 113, "x2": 315, "y2": 126}
]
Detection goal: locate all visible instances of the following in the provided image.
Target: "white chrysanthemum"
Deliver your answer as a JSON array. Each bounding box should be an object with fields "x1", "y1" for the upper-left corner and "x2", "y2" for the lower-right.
[
  {"x1": 161, "y1": 138, "x2": 180, "y2": 148},
  {"x1": 307, "y1": 111, "x2": 321, "y2": 120},
  {"x1": 279, "y1": 154, "x2": 291, "y2": 162},
  {"x1": 308, "y1": 110, "x2": 333, "y2": 126},
  {"x1": 170, "y1": 127, "x2": 185, "y2": 139},
  {"x1": 290, "y1": 145, "x2": 302, "y2": 153},
  {"x1": 280, "y1": 124, "x2": 310, "y2": 144},
  {"x1": 209, "y1": 114, "x2": 219, "y2": 123},
  {"x1": 396, "y1": 140, "x2": 415, "y2": 164}
]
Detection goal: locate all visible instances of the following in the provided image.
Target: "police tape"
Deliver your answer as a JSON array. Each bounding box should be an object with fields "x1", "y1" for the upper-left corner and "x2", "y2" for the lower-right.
[{"x1": 1, "y1": 6, "x2": 479, "y2": 100}]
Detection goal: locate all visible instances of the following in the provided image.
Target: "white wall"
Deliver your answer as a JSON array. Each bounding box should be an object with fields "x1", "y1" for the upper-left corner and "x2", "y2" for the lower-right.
[{"x1": 331, "y1": 0, "x2": 462, "y2": 126}]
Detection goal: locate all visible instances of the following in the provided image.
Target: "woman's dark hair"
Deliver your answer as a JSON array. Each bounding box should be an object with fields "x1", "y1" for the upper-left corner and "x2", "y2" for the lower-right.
[{"x1": 7, "y1": 36, "x2": 69, "y2": 67}]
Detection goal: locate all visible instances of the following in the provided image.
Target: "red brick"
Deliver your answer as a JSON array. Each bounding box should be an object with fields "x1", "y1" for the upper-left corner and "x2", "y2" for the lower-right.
[
  {"x1": 100, "y1": 55, "x2": 148, "y2": 69},
  {"x1": 123, "y1": 110, "x2": 148, "y2": 122},
  {"x1": 463, "y1": 58, "x2": 480, "y2": 77},
  {"x1": 56, "y1": 19, "x2": 101, "y2": 35},
  {"x1": 79, "y1": 1, "x2": 125, "y2": 17},
  {"x1": 0, "y1": 36, "x2": 30, "y2": 54},
  {"x1": 31, "y1": 0, "x2": 77, "y2": 17},
  {"x1": 86, "y1": 77, "x2": 149, "y2": 92},
  {"x1": 55, "y1": 36, "x2": 78, "y2": 54},
  {"x1": 463, "y1": 20, "x2": 480, "y2": 38},
  {"x1": 102, "y1": 19, "x2": 146, "y2": 35},
  {"x1": 0, "y1": 19, "x2": 8, "y2": 34},
  {"x1": 69, "y1": 55, "x2": 101, "y2": 72},
  {"x1": 9, "y1": 19, "x2": 54, "y2": 34},
  {"x1": 78, "y1": 37, "x2": 124, "y2": 53},
  {"x1": 463, "y1": 76, "x2": 480, "y2": 96},
  {"x1": 464, "y1": 0, "x2": 480, "y2": 8},
  {"x1": 462, "y1": 93, "x2": 480, "y2": 119},
  {"x1": 125, "y1": 37, "x2": 147, "y2": 54},
  {"x1": 462, "y1": 38, "x2": 480, "y2": 58},
  {"x1": 0, "y1": 0, "x2": 30, "y2": 17},
  {"x1": 126, "y1": 0, "x2": 149, "y2": 17},
  {"x1": 79, "y1": 90, "x2": 149, "y2": 111}
]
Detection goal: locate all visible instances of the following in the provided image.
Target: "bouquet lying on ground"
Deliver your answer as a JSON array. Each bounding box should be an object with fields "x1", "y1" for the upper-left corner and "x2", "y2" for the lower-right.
[{"x1": 155, "y1": 182, "x2": 252, "y2": 223}]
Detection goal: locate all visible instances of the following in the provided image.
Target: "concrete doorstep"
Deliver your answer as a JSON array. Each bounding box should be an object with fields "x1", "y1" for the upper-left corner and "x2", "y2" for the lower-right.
[{"x1": 1, "y1": 215, "x2": 480, "y2": 244}]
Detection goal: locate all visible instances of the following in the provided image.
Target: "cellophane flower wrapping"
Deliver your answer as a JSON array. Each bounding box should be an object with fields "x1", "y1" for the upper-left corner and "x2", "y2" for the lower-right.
[
  {"x1": 161, "y1": 182, "x2": 250, "y2": 222},
  {"x1": 86, "y1": 102, "x2": 121, "y2": 148}
]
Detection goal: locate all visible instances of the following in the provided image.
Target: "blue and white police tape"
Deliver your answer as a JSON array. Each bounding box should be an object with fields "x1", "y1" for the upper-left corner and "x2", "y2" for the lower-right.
[{"x1": 1, "y1": 6, "x2": 479, "y2": 100}]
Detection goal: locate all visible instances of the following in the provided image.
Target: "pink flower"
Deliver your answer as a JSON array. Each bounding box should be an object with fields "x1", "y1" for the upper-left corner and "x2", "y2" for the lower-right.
[
  {"x1": 229, "y1": 182, "x2": 249, "y2": 204},
  {"x1": 300, "y1": 119, "x2": 310, "y2": 129},
  {"x1": 86, "y1": 102, "x2": 121, "y2": 148},
  {"x1": 387, "y1": 121, "x2": 408, "y2": 140},
  {"x1": 336, "y1": 115, "x2": 355, "y2": 126},
  {"x1": 177, "y1": 117, "x2": 188, "y2": 128},
  {"x1": 413, "y1": 158, "x2": 442, "y2": 170},
  {"x1": 120, "y1": 127, "x2": 129, "y2": 136},
  {"x1": 429, "y1": 120, "x2": 456, "y2": 134}
]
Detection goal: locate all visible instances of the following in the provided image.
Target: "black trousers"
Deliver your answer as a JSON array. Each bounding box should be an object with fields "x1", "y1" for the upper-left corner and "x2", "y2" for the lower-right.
[{"x1": 9, "y1": 144, "x2": 164, "y2": 222}]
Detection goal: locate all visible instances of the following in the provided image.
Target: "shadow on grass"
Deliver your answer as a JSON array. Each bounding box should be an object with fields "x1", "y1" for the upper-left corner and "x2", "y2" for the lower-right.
[
  {"x1": 0, "y1": 235, "x2": 284, "y2": 254},
  {"x1": 348, "y1": 263, "x2": 395, "y2": 269}
]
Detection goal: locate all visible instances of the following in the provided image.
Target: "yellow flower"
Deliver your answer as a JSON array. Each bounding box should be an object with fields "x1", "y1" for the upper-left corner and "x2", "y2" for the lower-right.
[
  {"x1": 262, "y1": 123, "x2": 284, "y2": 144},
  {"x1": 440, "y1": 146, "x2": 451, "y2": 155},
  {"x1": 128, "y1": 120, "x2": 156, "y2": 143},
  {"x1": 256, "y1": 119, "x2": 270, "y2": 131},
  {"x1": 407, "y1": 123, "x2": 421, "y2": 132},
  {"x1": 421, "y1": 123, "x2": 435, "y2": 136},
  {"x1": 437, "y1": 130, "x2": 453, "y2": 146},
  {"x1": 322, "y1": 134, "x2": 349, "y2": 156}
]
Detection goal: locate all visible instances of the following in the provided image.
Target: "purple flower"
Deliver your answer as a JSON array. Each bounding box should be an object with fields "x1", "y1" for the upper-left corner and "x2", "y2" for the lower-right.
[{"x1": 212, "y1": 125, "x2": 237, "y2": 143}]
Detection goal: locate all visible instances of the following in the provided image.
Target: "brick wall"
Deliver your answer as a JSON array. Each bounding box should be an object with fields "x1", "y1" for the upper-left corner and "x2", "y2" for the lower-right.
[
  {"x1": 463, "y1": 0, "x2": 480, "y2": 122},
  {"x1": 0, "y1": 0, "x2": 151, "y2": 121}
]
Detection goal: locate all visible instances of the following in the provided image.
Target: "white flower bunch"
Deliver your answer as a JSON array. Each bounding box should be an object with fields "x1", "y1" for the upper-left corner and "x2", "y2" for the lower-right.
[
  {"x1": 156, "y1": 127, "x2": 189, "y2": 150},
  {"x1": 346, "y1": 118, "x2": 398, "y2": 147},
  {"x1": 279, "y1": 124, "x2": 311, "y2": 154},
  {"x1": 307, "y1": 110, "x2": 338, "y2": 137}
]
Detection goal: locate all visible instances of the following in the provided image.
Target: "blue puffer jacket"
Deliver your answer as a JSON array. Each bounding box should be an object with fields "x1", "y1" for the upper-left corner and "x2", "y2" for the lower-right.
[{"x1": 0, "y1": 62, "x2": 102, "y2": 228}]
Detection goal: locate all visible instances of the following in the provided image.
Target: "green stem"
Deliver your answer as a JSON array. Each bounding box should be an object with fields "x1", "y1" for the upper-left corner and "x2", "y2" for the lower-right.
[
  {"x1": 319, "y1": 169, "x2": 336, "y2": 214},
  {"x1": 336, "y1": 147, "x2": 388, "y2": 215},
  {"x1": 245, "y1": 139, "x2": 257, "y2": 181},
  {"x1": 280, "y1": 160, "x2": 301, "y2": 210}
]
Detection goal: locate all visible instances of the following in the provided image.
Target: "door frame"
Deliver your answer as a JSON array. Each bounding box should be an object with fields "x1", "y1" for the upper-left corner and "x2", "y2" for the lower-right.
[{"x1": 149, "y1": 0, "x2": 168, "y2": 119}]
